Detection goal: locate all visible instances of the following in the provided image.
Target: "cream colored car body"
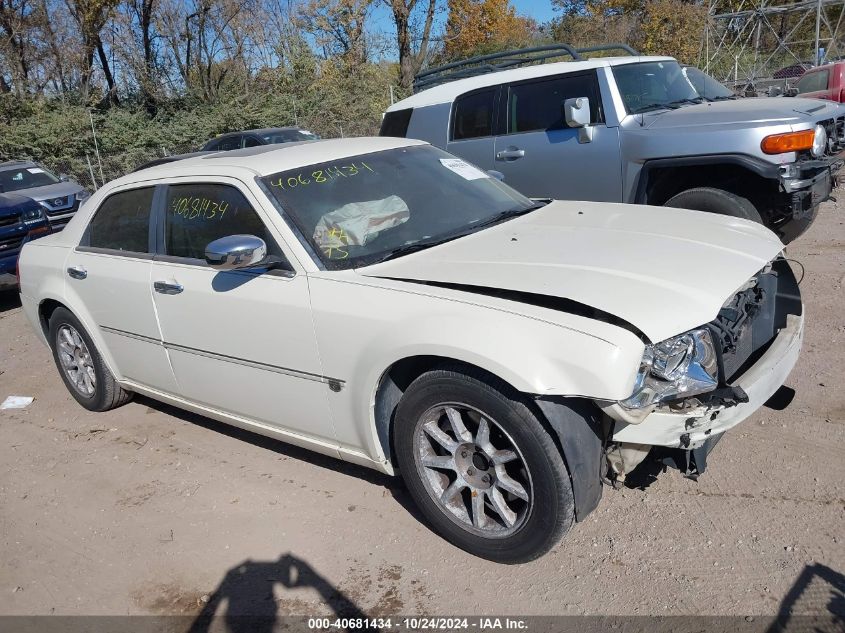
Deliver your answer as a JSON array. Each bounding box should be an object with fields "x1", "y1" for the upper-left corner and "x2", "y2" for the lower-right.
[{"x1": 18, "y1": 137, "x2": 801, "y2": 477}]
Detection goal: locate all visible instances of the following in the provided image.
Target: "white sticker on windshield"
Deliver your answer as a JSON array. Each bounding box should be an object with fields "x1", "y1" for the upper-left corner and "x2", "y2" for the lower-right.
[
  {"x1": 300, "y1": 130, "x2": 314, "y2": 135},
  {"x1": 439, "y1": 158, "x2": 488, "y2": 181},
  {"x1": 27, "y1": 168, "x2": 45, "y2": 174}
]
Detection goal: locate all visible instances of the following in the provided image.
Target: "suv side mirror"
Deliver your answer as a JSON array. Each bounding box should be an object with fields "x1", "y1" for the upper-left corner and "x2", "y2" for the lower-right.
[
  {"x1": 784, "y1": 87, "x2": 799, "y2": 97},
  {"x1": 563, "y1": 97, "x2": 594, "y2": 143},
  {"x1": 59, "y1": 174, "x2": 70, "y2": 182},
  {"x1": 205, "y1": 235, "x2": 268, "y2": 270}
]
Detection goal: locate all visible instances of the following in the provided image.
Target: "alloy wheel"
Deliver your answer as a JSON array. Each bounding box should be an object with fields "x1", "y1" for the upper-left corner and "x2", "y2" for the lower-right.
[{"x1": 56, "y1": 324, "x2": 97, "y2": 397}]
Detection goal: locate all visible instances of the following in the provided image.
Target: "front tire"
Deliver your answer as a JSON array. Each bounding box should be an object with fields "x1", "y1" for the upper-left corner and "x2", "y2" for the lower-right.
[
  {"x1": 664, "y1": 187, "x2": 764, "y2": 223},
  {"x1": 393, "y1": 368, "x2": 574, "y2": 563},
  {"x1": 48, "y1": 307, "x2": 132, "y2": 412}
]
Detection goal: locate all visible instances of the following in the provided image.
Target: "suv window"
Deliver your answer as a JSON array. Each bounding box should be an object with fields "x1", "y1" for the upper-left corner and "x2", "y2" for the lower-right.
[
  {"x1": 86, "y1": 187, "x2": 154, "y2": 253},
  {"x1": 243, "y1": 135, "x2": 263, "y2": 148},
  {"x1": 164, "y1": 183, "x2": 282, "y2": 261},
  {"x1": 208, "y1": 136, "x2": 241, "y2": 151},
  {"x1": 380, "y1": 109, "x2": 413, "y2": 137},
  {"x1": 797, "y1": 69, "x2": 830, "y2": 93},
  {"x1": 507, "y1": 73, "x2": 602, "y2": 134},
  {"x1": 452, "y1": 89, "x2": 496, "y2": 140}
]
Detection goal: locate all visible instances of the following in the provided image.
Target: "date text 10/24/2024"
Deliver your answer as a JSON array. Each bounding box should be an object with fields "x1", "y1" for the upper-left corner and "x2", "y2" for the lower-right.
[{"x1": 307, "y1": 617, "x2": 529, "y2": 630}]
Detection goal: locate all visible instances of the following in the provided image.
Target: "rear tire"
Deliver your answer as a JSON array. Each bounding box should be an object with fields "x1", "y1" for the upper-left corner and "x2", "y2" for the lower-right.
[
  {"x1": 664, "y1": 187, "x2": 764, "y2": 224},
  {"x1": 48, "y1": 307, "x2": 132, "y2": 412},
  {"x1": 393, "y1": 367, "x2": 574, "y2": 563}
]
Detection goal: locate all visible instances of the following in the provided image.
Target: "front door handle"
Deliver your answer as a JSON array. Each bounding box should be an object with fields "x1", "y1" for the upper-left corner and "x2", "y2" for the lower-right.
[
  {"x1": 66, "y1": 266, "x2": 87, "y2": 280},
  {"x1": 496, "y1": 147, "x2": 525, "y2": 161},
  {"x1": 153, "y1": 280, "x2": 183, "y2": 295}
]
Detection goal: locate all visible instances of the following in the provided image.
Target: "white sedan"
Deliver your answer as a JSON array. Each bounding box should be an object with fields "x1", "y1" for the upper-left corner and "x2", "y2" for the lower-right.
[{"x1": 18, "y1": 138, "x2": 803, "y2": 562}]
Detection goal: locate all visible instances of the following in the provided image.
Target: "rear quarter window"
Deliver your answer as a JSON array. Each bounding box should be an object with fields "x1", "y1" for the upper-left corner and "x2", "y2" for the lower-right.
[{"x1": 379, "y1": 109, "x2": 413, "y2": 137}]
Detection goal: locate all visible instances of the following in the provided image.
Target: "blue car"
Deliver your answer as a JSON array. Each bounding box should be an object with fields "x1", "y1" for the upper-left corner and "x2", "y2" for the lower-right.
[{"x1": 0, "y1": 192, "x2": 51, "y2": 290}]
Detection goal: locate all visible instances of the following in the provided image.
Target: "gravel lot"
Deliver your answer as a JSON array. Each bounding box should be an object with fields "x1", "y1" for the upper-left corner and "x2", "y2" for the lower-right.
[{"x1": 0, "y1": 200, "x2": 843, "y2": 623}]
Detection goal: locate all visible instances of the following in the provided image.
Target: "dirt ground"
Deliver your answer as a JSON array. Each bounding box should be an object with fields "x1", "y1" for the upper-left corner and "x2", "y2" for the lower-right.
[{"x1": 0, "y1": 200, "x2": 843, "y2": 623}]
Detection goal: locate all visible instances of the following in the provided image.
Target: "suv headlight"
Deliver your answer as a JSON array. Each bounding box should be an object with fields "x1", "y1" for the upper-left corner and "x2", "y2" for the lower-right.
[
  {"x1": 619, "y1": 328, "x2": 718, "y2": 410},
  {"x1": 75, "y1": 190, "x2": 90, "y2": 201},
  {"x1": 812, "y1": 124, "x2": 828, "y2": 157},
  {"x1": 21, "y1": 206, "x2": 46, "y2": 223}
]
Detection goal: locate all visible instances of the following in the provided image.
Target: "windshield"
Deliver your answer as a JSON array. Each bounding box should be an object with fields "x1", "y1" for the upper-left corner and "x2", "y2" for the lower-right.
[
  {"x1": 682, "y1": 66, "x2": 734, "y2": 100},
  {"x1": 612, "y1": 61, "x2": 702, "y2": 114},
  {"x1": 262, "y1": 129, "x2": 320, "y2": 144},
  {"x1": 261, "y1": 145, "x2": 537, "y2": 270},
  {"x1": 0, "y1": 164, "x2": 60, "y2": 193}
]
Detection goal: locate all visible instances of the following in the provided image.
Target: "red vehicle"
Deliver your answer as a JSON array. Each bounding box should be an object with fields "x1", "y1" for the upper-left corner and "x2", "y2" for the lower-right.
[{"x1": 794, "y1": 61, "x2": 845, "y2": 101}]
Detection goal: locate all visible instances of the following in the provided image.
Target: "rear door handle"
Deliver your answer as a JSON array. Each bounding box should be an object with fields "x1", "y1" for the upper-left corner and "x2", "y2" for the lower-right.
[
  {"x1": 496, "y1": 148, "x2": 525, "y2": 161},
  {"x1": 66, "y1": 266, "x2": 87, "y2": 280},
  {"x1": 153, "y1": 280, "x2": 183, "y2": 295}
]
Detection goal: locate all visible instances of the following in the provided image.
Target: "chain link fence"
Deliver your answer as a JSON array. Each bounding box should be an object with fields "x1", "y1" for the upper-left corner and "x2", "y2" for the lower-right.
[{"x1": 40, "y1": 142, "x2": 197, "y2": 192}]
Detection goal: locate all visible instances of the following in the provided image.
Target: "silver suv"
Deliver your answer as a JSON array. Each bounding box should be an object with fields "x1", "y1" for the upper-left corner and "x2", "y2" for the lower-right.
[
  {"x1": 381, "y1": 45, "x2": 844, "y2": 243},
  {"x1": 0, "y1": 160, "x2": 89, "y2": 230}
]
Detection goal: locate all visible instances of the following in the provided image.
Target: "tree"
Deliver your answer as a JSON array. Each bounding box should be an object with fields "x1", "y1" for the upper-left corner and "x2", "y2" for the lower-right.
[
  {"x1": 298, "y1": 0, "x2": 371, "y2": 66},
  {"x1": 385, "y1": 0, "x2": 438, "y2": 90},
  {"x1": 443, "y1": 0, "x2": 534, "y2": 61},
  {"x1": 64, "y1": 0, "x2": 121, "y2": 103}
]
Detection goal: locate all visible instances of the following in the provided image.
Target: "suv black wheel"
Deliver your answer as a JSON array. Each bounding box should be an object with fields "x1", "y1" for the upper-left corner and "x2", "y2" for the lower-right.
[
  {"x1": 48, "y1": 307, "x2": 132, "y2": 411},
  {"x1": 665, "y1": 187, "x2": 763, "y2": 223},
  {"x1": 393, "y1": 367, "x2": 574, "y2": 563}
]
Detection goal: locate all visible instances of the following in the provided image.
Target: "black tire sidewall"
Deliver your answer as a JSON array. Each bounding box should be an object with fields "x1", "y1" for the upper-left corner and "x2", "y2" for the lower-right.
[
  {"x1": 48, "y1": 308, "x2": 110, "y2": 411},
  {"x1": 665, "y1": 187, "x2": 764, "y2": 224},
  {"x1": 394, "y1": 371, "x2": 574, "y2": 564}
]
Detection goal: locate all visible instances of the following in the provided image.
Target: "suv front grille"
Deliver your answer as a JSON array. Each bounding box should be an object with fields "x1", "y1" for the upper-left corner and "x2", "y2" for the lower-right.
[
  {"x1": 0, "y1": 214, "x2": 21, "y2": 228},
  {"x1": 0, "y1": 234, "x2": 24, "y2": 256}
]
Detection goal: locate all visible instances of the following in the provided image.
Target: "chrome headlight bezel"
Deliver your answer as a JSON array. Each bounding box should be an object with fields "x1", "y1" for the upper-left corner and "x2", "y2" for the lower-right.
[
  {"x1": 619, "y1": 328, "x2": 719, "y2": 410},
  {"x1": 812, "y1": 124, "x2": 828, "y2": 158}
]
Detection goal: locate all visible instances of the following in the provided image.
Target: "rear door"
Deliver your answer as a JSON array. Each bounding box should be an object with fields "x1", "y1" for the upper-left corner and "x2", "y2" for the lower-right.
[
  {"x1": 445, "y1": 87, "x2": 499, "y2": 171},
  {"x1": 148, "y1": 179, "x2": 336, "y2": 444},
  {"x1": 65, "y1": 185, "x2": 179, "y2": 393},
  {"x1": 492, "y1": 71, "x2": 622, "y2": 201}
]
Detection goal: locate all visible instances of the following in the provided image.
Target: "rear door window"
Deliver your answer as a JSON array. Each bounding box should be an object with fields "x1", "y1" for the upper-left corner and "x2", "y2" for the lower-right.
[
  {"x1": 506, "y1": 72, "x2": 603, "y2": 134},
  {"x1": 797, "y1": 69, "x2": 830, "y2": 93},
  {"x1": 163, "y1": 183, "x2": 283, "y2": 262},
  {"x1": 452, "y1": 89, "x2": 496, "y2": 140},
  {"x1": 84, "y1": 187, "x2": 154, "y2": 254},
  {"x1": 379, "y1": 109, "x2": 413, "y2": 137}
]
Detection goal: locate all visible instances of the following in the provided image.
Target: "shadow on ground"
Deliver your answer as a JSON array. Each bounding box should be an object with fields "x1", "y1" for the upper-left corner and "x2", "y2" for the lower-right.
[
  {"x1": 136, "y1": 395, "x2": 427, "y2": 527},
  {"x1": 187, "y1": 553, "x2": 378, "y2": 633},
  {"x1": 767, "y1": 563, "x2": 845, "y2": 633},
  {"x1": 0, "y1": 289, "x2": 22, "y2": 313}
]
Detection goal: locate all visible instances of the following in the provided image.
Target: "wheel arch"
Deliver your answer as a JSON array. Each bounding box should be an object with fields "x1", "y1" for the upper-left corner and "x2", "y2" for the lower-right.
[
  {"x1": 635, "y1": 154, "x2": 782, "y2": 217},
  {"x1": 373, "y1": 355, "x2": 605, "y2": 522}
]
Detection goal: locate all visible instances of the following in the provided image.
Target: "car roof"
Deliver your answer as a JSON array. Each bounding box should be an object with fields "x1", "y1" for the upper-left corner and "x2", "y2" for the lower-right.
[
  {"x1": 0, "y1": 160, "x2": 37, "y2": 171},
  {"x1": 387, "y1": 55, "x2": 675, "y2": 111},
  {"x1": 119, "y1": 137, "x2": 426, "y2": 184},
  {"x1": 215, "y1": 127, "x2": 303, "y2": 138}
]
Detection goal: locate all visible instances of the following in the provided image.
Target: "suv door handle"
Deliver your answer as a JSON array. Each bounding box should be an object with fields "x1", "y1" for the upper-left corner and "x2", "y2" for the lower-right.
[
  {"x1": 153, "y1": 280, "x2": 183, "y2": 295},
  {"x1": 66, "y1": 266, "x2": 87, "y2": 280},
  {"x1": 496, "y1": 148, "x2": 525, "y2": 161}
]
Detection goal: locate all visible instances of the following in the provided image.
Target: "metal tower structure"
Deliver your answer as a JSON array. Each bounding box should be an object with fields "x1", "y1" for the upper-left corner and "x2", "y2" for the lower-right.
[{"x1": 701, "y1": 0, "x2": 845, "y2": 90}]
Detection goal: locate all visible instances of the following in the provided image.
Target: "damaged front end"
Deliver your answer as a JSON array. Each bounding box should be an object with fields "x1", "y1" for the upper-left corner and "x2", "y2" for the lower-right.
[{"x1": 601, "y1": 257, "x2": 803, "y2": 482}]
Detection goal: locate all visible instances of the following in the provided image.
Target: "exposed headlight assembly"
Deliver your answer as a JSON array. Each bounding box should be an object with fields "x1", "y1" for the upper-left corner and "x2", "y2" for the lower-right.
[
  {"x1": 619, "y1": 328, "x2": 718, "y2": 410},
  {"x1": 812, "y1": 124, "x2": 828, "y2": 158},
  {"x1": 21, "y1": 206, "x2": 46, "y2": 223}
]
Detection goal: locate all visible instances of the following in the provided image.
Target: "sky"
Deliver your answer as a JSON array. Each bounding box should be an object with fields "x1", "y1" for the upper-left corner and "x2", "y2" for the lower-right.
[{"x1": 367, "y1": 0, "x2": 559, "y2": 45}]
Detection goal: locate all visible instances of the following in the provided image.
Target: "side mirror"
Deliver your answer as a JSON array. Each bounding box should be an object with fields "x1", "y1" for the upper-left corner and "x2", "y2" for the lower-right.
[
  {"x1": 784, "y1": 87, "x2": 799, "y2": 97},
  {"x1": 563, "y1": 97, "x2": 594, "y2": 143},
  {"x1": 205, "y1": 234, "x2": 268, "y2": 270},
  {"x1": 487, "y1": 170, "x2": 505, "y2": 181},
  {"x1": 59, "y1": 174, "x2": 70, "y2": 182}
]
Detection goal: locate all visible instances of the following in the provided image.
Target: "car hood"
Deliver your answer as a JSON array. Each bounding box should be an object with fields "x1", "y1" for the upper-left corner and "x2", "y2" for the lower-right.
[
  {"x1": 17, "y1": 180, "x2": 83, "y2": 202},
  {"x1": 643, "y1": 97, "x2": 843, "y2": 129},
  {"x1": 357, "y1": 201, "x2": 785, "y2": 342},
  {"x1": 0, "y1": 192, "x2": 40, "y2": 217}
]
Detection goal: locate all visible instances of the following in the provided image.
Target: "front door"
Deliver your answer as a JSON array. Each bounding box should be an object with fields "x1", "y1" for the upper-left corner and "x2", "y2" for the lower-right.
[
  {"x1": 149, "y1": 179, "x2": 336, "y2": 444},
  {"x1": 493, "y1": 71, "x2": 623, "y2": 202},
  {"x1": 66, "y1": 185, "x2": 179, "y2": 393}
]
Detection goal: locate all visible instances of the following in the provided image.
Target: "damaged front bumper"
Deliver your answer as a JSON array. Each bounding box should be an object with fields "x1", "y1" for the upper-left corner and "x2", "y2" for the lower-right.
[
  {"x1": 778, "y1": 155, "x2": 843, "y2": 242},
  {"x1": 610, "y1": 311, "x2": 803, "y2": 450}
]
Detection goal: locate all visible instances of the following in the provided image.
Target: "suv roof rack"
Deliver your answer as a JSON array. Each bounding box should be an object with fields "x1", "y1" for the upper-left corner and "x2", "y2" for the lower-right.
[{"x1": 413, "y1": 43, "x2": 639, "y2": 92}]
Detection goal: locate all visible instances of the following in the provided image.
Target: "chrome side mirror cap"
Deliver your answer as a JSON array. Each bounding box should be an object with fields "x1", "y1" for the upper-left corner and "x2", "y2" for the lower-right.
[
  {"x1": 563, "y1": 97, "x2": 594, "y2": 144},
  {"x1": 205, "y1": 235, "x2": 268, "y2": 270}
]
